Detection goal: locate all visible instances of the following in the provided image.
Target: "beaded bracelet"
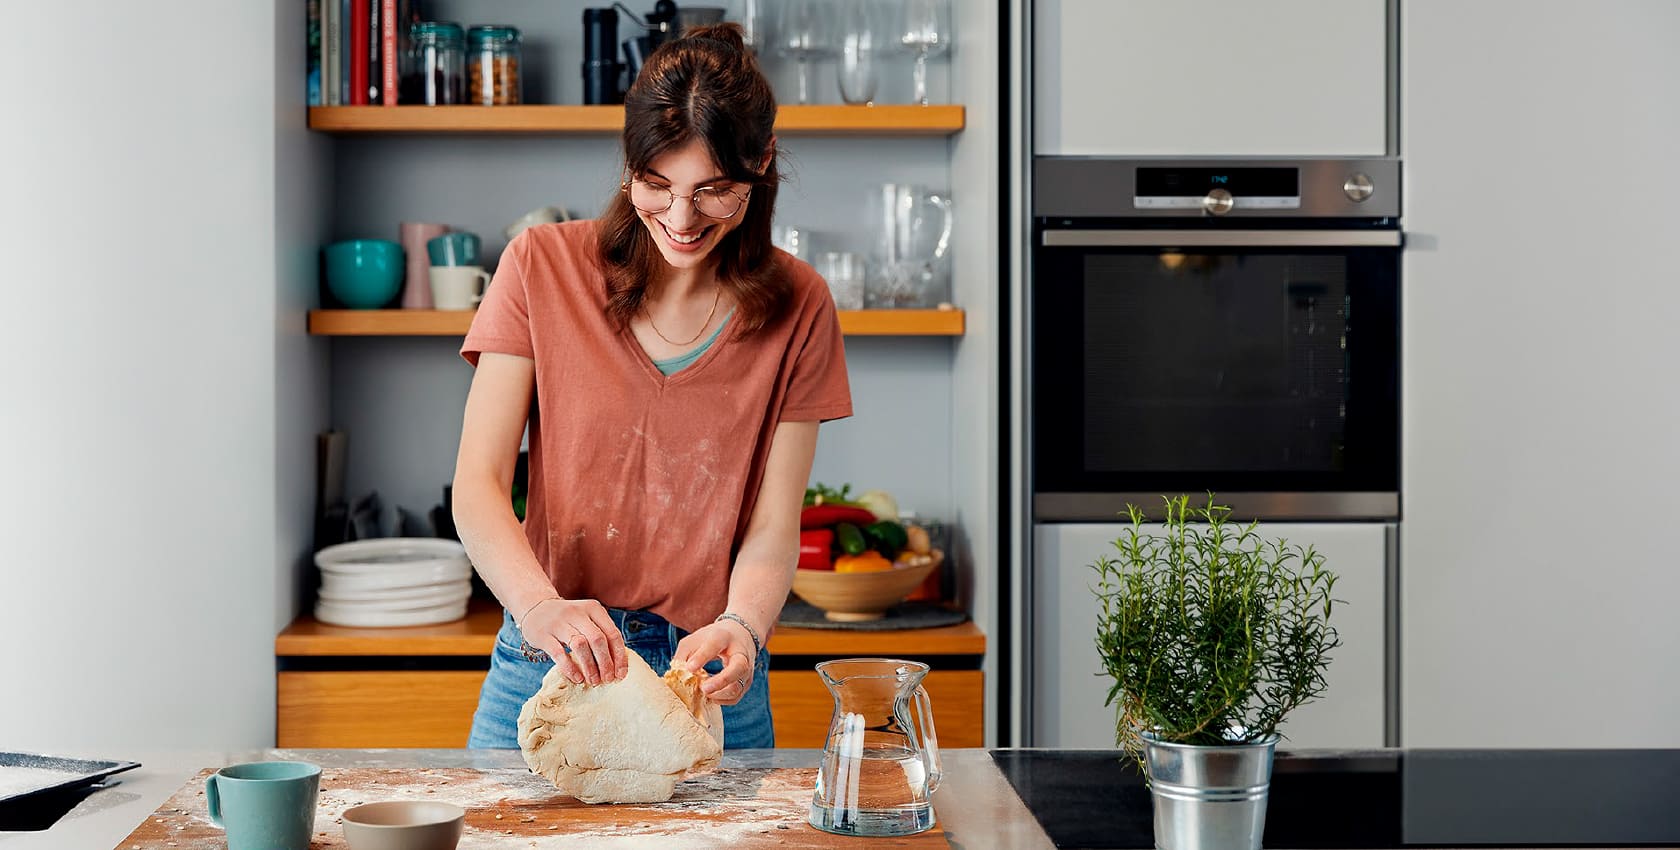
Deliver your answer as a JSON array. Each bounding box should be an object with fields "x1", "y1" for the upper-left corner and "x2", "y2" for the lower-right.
[{"x1": 715, "y1": 612, "x2": 763, "y2": 656}]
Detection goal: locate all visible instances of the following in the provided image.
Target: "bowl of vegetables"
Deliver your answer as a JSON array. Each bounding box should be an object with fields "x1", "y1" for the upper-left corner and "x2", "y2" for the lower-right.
[{"x1": 791, "y1": 484, "x2": 943, "y2": 622}]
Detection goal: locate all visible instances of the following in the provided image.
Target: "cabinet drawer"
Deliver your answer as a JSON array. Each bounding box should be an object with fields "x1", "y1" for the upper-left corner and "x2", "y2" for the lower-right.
[
  {"x1": 277, "y1": 670, "x2": 486, "y2": 748},
  {"x1": 768, "y1": 669, "x2": 983, "y2": 748}
]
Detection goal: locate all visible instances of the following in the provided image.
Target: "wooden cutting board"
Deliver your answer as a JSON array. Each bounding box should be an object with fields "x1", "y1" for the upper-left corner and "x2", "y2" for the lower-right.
[{"x1": 119, "y1": 766, "x2": 952, "y2": 848}]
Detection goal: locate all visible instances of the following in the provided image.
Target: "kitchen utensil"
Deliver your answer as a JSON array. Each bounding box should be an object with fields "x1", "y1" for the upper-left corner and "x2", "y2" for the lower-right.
[
  {"x1": 426, "y1": 231, "x2": 480, "y2": 267},
  {"x1": 581, "y1": 7, "x2": 624, "y2": 104},
  {"x1": 314, "y1": 599, "x2": 470, "y2": 627},
  {"x1": 204, "y1": 761, "x2": 320, "y2": 850},
  {"x1": 809, "y1": 658, "x2": 943, "y2": 836},
  {"x1": 815, "y1": 251, "x2": 865, "y2": 310},
  {"x1": 869, "y1": 184, "x2": 953, "y2": 307},
  {"x1": 505, "y1": 205, "x2": 571, "y2": 241},
  {"x1": 429, "y1": 265, "x2": 491, "y2": 310},
  {"x1": 342, "y1": 801, "x2": 466, "y2": 850},
  {"x1": 325, "y1": 240, "x2": 404, "y2": 309},
  {"x1": 774, "y1": 0, "x2": 834, "y2": 104},
  {"x1": 836, "y1": 0, "x2": 884, "y2": 105},
  {"x1": 790, "y1": 551, "x2": 942, "y2": 621},
  {"x1": 398, "y1": 223, "x2": 449, "y2": 309},
  {"x1": 898, "y1": 0, "x2": 950, "y2": 106}
]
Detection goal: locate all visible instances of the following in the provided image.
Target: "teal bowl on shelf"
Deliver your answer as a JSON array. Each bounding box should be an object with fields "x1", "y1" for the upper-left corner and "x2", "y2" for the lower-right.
[{"x1": 325, "y1": 239, "x2": 404, "y2": 309}]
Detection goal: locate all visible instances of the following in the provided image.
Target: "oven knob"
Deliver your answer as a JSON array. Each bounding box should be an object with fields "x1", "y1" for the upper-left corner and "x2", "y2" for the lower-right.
[
  {"x1": 1202, "y1": 188, "x2": 1234, "y2": 215},
  {"x1": 1344, "y1": 172, "x2": 1375, "y2": 202}
]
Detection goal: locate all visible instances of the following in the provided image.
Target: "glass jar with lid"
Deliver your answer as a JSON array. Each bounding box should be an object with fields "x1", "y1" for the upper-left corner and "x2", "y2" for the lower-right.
[
  {"x1": 468, "y1": 26, "x2": 522, "y2": 106},
  {"x1": 403, "y1": 21, "x2": 465, "y2": 105}
]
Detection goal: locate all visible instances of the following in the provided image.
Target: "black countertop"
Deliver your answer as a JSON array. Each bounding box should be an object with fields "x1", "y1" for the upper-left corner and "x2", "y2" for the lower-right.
[{"x1": 990, "y1": 748, "x2": 1680, "y2": 849}]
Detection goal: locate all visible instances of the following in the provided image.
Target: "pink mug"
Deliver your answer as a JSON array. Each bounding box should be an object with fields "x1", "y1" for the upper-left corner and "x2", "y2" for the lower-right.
[{"x1": 399, "y1": 222, "x2": 450, "y2": 309}]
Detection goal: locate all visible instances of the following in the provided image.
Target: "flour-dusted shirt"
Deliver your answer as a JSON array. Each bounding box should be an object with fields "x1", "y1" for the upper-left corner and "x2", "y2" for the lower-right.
[{"x1": 461, "y1": 220, "x2": 853, "y2": 632}]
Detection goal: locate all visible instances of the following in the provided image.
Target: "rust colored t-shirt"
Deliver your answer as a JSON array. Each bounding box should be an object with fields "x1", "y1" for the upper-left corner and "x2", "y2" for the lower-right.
[{"x1": 461, "y1": 220, "x2": 852, "y2": 632}]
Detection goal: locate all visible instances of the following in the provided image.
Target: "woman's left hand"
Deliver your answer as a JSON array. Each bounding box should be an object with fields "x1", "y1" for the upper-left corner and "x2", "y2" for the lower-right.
[{"x1": 672, "y1": 621, "x2": 757, "y2": 706}]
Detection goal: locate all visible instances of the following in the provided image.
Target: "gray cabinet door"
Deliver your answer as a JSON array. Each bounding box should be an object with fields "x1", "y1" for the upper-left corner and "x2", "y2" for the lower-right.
[
  {"x1": 1034, "y1": 0, "x2": 1389, "y2": 156},
  {"x1": 1031, "y1": 521, "x2": 1390, "y2": 749}
]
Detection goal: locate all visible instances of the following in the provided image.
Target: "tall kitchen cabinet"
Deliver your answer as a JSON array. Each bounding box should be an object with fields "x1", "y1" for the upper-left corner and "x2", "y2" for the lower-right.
[
  {"x1": 276, "y1": 2, "x2": 1007, "y2": 743},
  {"x1": 1033, "y1": 0, "x2": 1392, "y2": 156}
]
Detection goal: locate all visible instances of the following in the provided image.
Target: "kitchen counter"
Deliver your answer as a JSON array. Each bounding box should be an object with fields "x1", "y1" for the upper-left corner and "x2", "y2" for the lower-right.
[
  {"x1": 0, "y1": 748, "x2": 1051, "y2": 850},
  {"x1": 10, "y1": 747, "x2": 1679, "y2": 849}
]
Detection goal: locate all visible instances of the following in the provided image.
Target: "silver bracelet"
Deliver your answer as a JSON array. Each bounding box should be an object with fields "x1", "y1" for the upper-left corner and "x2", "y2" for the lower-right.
[
  {"x1": 516, "y1": 596, "x2": 560, "y2": 632},
  {"x1": 715, "y1": 612, "x2": 762, "y2": 656}
]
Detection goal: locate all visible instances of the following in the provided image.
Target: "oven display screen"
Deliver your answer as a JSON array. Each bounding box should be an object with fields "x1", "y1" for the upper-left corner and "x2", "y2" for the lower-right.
[{"x1": 1136, "y1": 167, "x2": 1299, "y2": 198}]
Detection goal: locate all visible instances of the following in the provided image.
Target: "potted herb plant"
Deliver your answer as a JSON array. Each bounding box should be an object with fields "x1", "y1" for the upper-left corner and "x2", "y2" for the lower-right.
[{"x1": 1092, "y1": 495, "x2": 1341, "y2": 850}]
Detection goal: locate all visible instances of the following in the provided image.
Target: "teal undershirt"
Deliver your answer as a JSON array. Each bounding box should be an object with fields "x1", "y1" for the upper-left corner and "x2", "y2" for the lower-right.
[{"x1": 650, "y1": 309, "x2": 733, "y2": 376}]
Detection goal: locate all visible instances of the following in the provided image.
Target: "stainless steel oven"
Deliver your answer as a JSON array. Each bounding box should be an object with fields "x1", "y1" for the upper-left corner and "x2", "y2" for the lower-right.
[{"x1": 1031, "y1": 158, "x2": 1402, "y2": 521}]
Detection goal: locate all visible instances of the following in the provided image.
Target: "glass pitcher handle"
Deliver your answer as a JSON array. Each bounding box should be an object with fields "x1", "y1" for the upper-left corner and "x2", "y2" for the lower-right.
[
  {"x1": 912, "y1": 684, "x2": 943, "y2": 793},
  {"x1": 929, "y1": 193, "x2": 954, "y2": 263}
]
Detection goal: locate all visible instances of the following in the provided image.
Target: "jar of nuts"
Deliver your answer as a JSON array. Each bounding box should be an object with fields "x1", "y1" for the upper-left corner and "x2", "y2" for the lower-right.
[{"x1": 468, "y1": 25, "x2": 522, "y2": 106}]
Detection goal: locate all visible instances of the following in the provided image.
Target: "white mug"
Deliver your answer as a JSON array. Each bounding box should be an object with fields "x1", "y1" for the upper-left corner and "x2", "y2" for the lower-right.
[
  {"x1": 429, "y1": 265, "x2": 491, "y2": 310},
  {"x1": 504, "y1": 205, "x2": 571, "y2": 241}
]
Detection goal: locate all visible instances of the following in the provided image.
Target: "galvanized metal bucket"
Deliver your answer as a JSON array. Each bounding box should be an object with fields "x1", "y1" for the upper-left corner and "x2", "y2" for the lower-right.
[{"x1": 1141, "y1": 732, "x2": 1280, "y2": 850}]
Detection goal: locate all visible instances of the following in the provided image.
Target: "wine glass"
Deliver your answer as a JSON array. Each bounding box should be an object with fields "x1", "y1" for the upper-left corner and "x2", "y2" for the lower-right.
[
  {"x1": 735, "y1": 0, "x2": 767, "y2": 53},
  {"x1": 775, "y1": 0, "x2": 834, "y2": 105},
  {"x1": 898, "y1": 0, "x2": 950, "y2": 106},
  {"x1": 837, "y1": 0, "x2": 882, "y2": 105}
]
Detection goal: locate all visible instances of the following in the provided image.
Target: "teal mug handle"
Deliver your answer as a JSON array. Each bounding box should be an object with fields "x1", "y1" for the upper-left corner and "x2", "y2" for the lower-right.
[{"x1": 204, "y1": 773, "x2": 222, "y2": 828}]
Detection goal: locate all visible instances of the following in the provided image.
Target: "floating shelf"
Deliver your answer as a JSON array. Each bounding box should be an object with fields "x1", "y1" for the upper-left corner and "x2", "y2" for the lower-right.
[
  {"x1": 307, "y1": 104, "x2": 965, "y2": 136},
  {"x1": 308, "y1": 308, "x2": 964, "y2": 337}
]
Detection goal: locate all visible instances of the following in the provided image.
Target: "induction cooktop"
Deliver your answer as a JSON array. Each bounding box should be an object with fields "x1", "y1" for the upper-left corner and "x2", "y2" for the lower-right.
[{"x1": 990, "y1": 748, "x2": 1680, "y2": 849}]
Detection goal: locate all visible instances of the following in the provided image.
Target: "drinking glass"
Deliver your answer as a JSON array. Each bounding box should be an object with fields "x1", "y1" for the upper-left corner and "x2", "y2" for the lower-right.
[
  {"x1": 898, "y1": 0, "x2": 950, "y2": 106},
  {"x1": 736, "y1": 0, "x2": 767, "y2": 52},
  {"x1": 775, "y1": 0, "x2": 834, "y2": 105},
  {"x1": 837, "y1": 0, "x2": 883, "y2": 106},
  {"x1": 816, "y1": 251, "x2": 865, "y2": 310}
]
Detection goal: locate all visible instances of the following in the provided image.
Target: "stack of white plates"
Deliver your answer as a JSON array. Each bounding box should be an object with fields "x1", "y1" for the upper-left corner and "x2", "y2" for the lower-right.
[{"x1": 314, "y1": 538, "x2": 474, "y2": 627}]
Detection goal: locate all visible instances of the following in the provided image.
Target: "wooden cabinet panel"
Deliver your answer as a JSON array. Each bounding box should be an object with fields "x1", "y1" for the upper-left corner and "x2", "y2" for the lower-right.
[
  {"x1": 277, "y1": 670, "x2": 486, "y2": 748},
  {"x1": 768, "y1": 670, "x2": 983, "y2": 749}
]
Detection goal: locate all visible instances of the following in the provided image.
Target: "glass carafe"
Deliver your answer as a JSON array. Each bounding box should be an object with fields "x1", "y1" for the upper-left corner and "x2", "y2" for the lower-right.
[{"x1": 809, "y1": 658, "x2": 943, "y2": 837}]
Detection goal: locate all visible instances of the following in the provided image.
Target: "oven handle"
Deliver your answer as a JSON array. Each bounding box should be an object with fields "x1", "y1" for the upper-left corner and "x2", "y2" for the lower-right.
[{"x1": 1042, "y1": 229, "x2": 1403, "y2": 248}]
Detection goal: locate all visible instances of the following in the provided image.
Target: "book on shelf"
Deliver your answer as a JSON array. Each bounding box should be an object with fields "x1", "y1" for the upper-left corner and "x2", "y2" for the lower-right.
[
  {"x1": 322, "y1": 0, "x2": 339, "y2": 105},
  {"x1": 306, "y1": 0, "x2": 321, "y2": 106},
  {"x1": 349, "y1": 0, "x2": 368, "y2": 105},
  {"x1": 379, "y1": 0, "x2": 397, "y2": 105}
]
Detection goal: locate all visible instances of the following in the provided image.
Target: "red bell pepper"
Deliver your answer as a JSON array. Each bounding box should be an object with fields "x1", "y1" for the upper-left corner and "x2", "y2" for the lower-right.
[
  {"x1": 800, "y1": 504, "x2": 879, "y2": 530},
  {"x1": 798, "y1": 528, "x2": 835, "y2": 570}
]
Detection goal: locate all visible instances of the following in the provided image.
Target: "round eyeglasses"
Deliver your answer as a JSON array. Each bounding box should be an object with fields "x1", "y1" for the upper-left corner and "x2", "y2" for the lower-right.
[{"x1": 623, "y1": 180, "x2": 752, "y2": 219}]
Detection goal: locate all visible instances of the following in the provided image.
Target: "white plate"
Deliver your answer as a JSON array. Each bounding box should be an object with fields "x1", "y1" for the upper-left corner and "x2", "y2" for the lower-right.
[
  {"x1": 315, "y1": 538, "x2": 470, "y2": 575},
  {"x1": 317, "y1": 562, "x2": 472, "y2": 593},
  {"x1": 316, "y1": 586, "x2": 472, "y2": 611},
  {"x1": 315, "y1": 580, "x2": 473, "y2": 604},
  {"x1": 314, "y1": 599, "x2": 469, "y2": 628}
]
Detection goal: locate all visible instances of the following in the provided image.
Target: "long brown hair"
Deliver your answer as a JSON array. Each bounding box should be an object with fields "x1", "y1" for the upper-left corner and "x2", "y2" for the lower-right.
[{"x1": 596, "y1": 23, "x2": 786, "y2": 334}]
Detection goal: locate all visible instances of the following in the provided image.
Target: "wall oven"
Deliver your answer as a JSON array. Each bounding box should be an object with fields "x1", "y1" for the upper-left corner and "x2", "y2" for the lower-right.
[{"x1": 1031, "y1": 158, "x2": 1402, "y2": 521}]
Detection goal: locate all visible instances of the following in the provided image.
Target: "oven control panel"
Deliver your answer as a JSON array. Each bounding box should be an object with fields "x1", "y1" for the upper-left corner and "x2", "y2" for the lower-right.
[{"x1": 1033, "y1": 158, "x2": 1400, "y2": 219}]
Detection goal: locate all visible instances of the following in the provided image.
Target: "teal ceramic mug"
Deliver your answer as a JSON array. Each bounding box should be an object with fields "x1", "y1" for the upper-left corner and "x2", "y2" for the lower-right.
[
  {"x1": 325, "y1": 239, "x2": 405, "y2": 308},
  {"x1": 205, "y1": 761, "x2": 321, "y2": 850},
  {"x1": 426, "y1": 231, "x2": 481, "y2": 267}
]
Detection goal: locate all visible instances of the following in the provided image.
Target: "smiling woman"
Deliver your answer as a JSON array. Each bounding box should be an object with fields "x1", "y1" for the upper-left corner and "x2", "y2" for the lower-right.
[{"x1": 450, "y1": 22, "x2": 852, "y2": 755}]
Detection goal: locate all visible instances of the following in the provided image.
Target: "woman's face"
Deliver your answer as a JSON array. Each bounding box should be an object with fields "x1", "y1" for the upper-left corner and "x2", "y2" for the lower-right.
[{"x1": 631, "y1": 138, "x2": 754, "y2": 273}]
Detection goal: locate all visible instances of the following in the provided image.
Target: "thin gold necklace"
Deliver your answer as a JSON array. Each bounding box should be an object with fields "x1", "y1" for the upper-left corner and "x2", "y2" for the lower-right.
[{"x1": 644, "y1": 285, "x2": 722, "y2": 347}]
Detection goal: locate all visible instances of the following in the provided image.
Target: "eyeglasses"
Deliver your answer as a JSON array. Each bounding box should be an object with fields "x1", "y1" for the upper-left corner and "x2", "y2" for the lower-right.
[{"x1": 623, "y1": 179, "x2": 752, "y2": 219}]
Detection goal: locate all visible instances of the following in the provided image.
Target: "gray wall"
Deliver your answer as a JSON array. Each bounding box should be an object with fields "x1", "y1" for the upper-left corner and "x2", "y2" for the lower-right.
[
  {"x1": 1400, "y1": 0, "x2": 1680, "y2": 746},
  {"x1": 0, "y1": 1, "x2": 309, "y2": 750}
]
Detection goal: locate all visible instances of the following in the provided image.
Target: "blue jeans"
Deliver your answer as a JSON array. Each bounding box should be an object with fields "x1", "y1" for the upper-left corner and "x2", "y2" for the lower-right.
[{"x1": 467, "y1": 608, "x2": 774, "y2": 749}]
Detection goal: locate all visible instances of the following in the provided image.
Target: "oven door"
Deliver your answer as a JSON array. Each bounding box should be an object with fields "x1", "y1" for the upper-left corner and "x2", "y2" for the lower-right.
[{"x1": 1031, "y1": 227, "x2": 1401, "y2": 521}]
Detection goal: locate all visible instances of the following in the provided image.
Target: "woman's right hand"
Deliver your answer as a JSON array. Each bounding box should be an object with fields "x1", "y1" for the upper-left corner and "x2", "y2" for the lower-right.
[{"x1": 519, "y1": 598, "x2": 629, "y2": 686}]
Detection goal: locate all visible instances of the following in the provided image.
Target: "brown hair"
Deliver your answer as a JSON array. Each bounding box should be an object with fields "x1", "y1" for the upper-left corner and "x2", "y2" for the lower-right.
[{"x1": 596, "y1": 23, "x2": 786, "y2": 334}]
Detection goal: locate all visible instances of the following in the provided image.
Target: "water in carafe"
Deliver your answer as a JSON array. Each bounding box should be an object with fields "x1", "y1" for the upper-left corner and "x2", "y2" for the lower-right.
[{"x1": 809, "y1": 659, "x2": 942, "y2": 837}]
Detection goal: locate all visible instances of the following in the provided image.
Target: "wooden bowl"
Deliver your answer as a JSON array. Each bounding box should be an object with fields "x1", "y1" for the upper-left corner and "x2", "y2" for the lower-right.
[{"x1": 791, "y1": 550, "x2": 943, "y2": 622}]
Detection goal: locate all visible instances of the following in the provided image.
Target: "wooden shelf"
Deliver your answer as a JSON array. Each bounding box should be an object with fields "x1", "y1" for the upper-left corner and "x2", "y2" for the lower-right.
[
  {"x1": 308, "y1": 308, "x2": 964, "y2": 337},
  {"x1": 276, "y1": 598, "x2": 984, "y2": 657},
  {"x1": 308, "y1": 104, "x2": 965, "y2": 136}
]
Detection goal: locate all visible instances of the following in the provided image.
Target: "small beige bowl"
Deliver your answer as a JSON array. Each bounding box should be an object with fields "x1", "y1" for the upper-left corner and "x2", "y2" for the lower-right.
[{"x1": 342, "y1": 801, "x2": 465, "y2": 850}]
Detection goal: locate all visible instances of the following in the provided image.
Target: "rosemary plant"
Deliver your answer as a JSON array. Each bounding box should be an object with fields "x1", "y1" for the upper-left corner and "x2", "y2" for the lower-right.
[{"x1": 1093, "y1": 495, "x2": 1341, "y2": 764}]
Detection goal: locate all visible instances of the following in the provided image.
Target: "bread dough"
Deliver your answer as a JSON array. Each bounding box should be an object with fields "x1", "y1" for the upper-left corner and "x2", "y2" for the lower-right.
[{"x1": 517, "y1": 653, "x2": 725, "y2": 803}]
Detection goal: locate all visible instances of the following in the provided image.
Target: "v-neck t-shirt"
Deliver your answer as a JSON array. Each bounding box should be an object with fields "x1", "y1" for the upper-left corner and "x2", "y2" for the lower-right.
[{"x1": 460, "y1": 220, "x2": 853, "y2": 632}]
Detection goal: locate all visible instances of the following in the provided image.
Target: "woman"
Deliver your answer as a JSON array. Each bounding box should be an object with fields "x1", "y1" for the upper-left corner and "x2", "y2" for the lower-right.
[{"x1": 452, "y1": 24, "x2": 851, "y2": 750}]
